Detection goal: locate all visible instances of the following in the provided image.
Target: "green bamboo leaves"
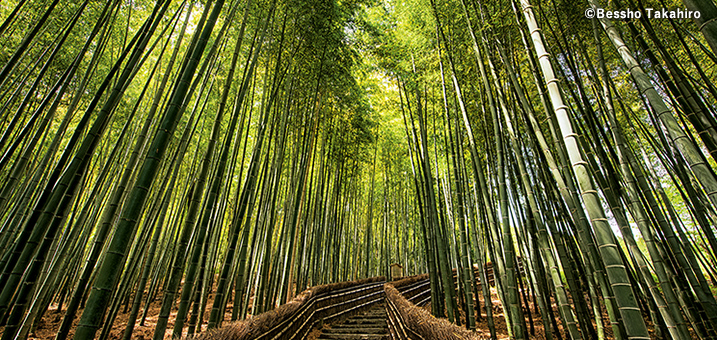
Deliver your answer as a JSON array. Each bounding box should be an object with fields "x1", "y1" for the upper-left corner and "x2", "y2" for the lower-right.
[{"x1": 0, "y1": 0, "x2": 716, "y2": 338}]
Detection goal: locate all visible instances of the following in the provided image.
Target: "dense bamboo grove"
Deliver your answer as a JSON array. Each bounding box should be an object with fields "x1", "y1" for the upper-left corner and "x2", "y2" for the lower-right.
[{"x1": 0, "y1": 0, "x2": 716, "y2": 339}]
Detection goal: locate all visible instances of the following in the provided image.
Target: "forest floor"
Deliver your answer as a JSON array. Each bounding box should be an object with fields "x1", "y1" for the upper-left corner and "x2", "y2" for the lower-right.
[
  {"x1": 9, "y1": 284, "x2": 656, "y2": 339},
  {"x1": 3, "y1": 292, "x2": 238, "y2": 340},
  {"x1": 421, "y1": 286, "x2": 562, "y2": 340},
  {"x1": 20, "y1": 298, "x2": 184, "y2": 340}
]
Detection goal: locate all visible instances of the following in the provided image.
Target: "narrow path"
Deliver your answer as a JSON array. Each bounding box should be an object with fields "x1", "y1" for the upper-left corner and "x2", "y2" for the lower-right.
[{"x1": 317, "y1": 302, "x2": 389, "y2": 340}]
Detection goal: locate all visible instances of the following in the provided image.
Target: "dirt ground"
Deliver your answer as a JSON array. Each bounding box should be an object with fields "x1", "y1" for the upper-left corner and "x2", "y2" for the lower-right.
[
  {"x1": 420, "y1": 286, "x2": 558, "y2": 340},
  {"x1": 1, "y1": 292, "x2": 237, "y2": 340},
  {"x1": 441, "y1": 285, "x2": 657, "y2": 340}
]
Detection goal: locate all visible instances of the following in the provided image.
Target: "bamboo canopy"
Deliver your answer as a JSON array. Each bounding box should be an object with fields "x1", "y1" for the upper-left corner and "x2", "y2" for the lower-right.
[{"x1": 0, "y1": 0, "x2": 715, "y2": 339}]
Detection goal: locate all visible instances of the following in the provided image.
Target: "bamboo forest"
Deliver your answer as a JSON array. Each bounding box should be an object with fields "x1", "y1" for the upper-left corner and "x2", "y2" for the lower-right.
[{"x1": 2, "y1": 0, "x2": 717, "y2": 339}]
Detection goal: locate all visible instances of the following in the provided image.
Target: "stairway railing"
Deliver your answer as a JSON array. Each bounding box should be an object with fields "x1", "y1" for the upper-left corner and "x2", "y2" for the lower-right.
[
  {"x1": 192, "y1": 276, "x2": 385, "y2": 340},
  {"x1": 384, "y1": 274, "x2": 482, "y2": 340},
  {"x1": 193, "y1": 266, "x2": 501, "y2": 340}
]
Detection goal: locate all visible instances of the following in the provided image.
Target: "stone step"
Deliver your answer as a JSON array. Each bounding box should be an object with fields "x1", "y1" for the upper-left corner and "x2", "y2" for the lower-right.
[
  {"x1": 340, "y1": 321, "x2": 387, "y2": 327},
  {"x1": 352, "y1": 313, "x2": 385, "y2": 319},
  {"x1": 317, "y1": 303, "x2": 388, "y2": 340},
  {"x1": 323, "y1": 327, "x2": 387, "y2": 334},
  {"x1": 329, "y1": 325, "x2": 387, "y2": 331},
  {"x1": 344, "y1": 316, "x2": 385, "y2": 322},
  {"x1": 317, "y1": 334, "x2": 388, "y2": 340}
]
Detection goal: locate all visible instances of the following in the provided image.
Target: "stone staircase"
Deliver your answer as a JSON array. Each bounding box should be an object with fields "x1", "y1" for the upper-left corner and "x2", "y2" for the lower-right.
[{"x1": 316, "y1": 302, "x2": 389, "y2": 340}]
